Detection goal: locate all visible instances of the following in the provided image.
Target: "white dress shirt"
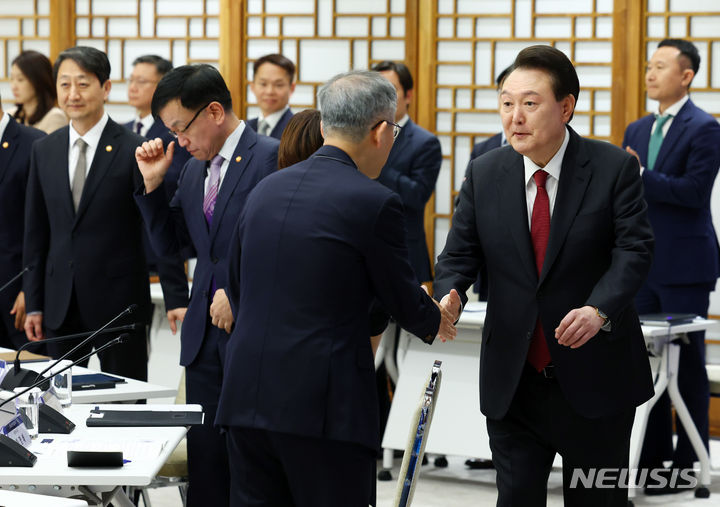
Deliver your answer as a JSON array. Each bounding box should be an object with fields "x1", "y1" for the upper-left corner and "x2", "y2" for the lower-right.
[
  {"x1": 204, "y1": 120, "x2": 246, "y2": 194},
  {"x1": 68, "y1": 113, "x2": 109, "y2": 186},
  {"x1": 257, "y1": 106, "x2": 289, "y2": 133},
  {"x1": 523, "y1": 127, "x2": 570, "y2": 229}
]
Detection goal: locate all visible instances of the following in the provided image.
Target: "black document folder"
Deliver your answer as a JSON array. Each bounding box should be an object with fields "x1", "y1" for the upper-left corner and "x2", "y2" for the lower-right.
[
  {"x1": 640, "y1": 313, "x2": 698, "y2": 326},
  {"x1": 73, "y1": 373, "x2": 126, "y2": 391},
  {"x1": 86, "y1": 409, "x2": 205, "y2": 427}
]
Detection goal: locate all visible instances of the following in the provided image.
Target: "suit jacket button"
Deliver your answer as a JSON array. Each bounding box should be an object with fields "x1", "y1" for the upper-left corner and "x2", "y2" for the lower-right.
[
  {"x1": 212, "y1": 257, "x2": 219, "y2": 264},
  {"x1": 68, "y1": 261, "x2": 73, "y2": 268},
  {"x1": 527, "y1": 331, "x2": 532, "y2": 340}
]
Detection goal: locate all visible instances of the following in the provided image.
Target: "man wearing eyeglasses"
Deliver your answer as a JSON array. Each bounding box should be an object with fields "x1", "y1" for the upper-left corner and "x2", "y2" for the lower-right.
[
  {"x1": 215, "y1": 69, "x2": 458, "y2": 507},
  {"x1": 134, "y1": 64, "x2": 278, "y2": 507}
]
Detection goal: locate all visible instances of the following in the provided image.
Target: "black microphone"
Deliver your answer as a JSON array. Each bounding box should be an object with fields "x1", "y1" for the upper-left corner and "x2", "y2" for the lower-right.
[
  {"x1": 29, "y1": 304, "x2": 138, "y2": 385},
  {"x1": 1, "y1": 323, "x2": 141, "y2": 391},
  {"x1": 0, "y1": 334, "x2": 129, "y2": 411},
  {"x1": 0, "y1": 265, "x2": 32, "y2": 296}
]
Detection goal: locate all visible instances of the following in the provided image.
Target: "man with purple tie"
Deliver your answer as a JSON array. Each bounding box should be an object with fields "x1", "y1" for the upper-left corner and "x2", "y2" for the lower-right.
[{"x1": 134, "y1": 64, "x2": 278, "y2": 506}]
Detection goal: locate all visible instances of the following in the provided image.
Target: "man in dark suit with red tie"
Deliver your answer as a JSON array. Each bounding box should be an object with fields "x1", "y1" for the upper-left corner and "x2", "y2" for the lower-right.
[
  {"x1": 134, "y1": 64, "x2": 278, "y2": 506},
  {"x1": 434, "y1": 45, "x2": 655, "y2": 506},
  {"x1": 0, "y1": 98, "x2": 45, "y2": 350}
]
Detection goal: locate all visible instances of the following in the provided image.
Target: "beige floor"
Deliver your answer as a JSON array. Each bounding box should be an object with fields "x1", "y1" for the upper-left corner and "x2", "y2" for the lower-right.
[{"x1": 105, "y1": 318, "x2": 720, "y2": 507}]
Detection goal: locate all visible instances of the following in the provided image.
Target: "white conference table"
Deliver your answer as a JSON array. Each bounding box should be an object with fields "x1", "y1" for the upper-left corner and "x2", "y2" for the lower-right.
[
  {"x1": 0, "y1": 489, "x2": 88, "y2": 506},
  {"x1": 0, "y1": 403, "x2": 196, "y2": 506},
  {"x1": 382, "y1": 302, "x2": 718, "y2": 493},
  {"x1": 0, "y1": 348, "x2": 176, "y2": 403}
]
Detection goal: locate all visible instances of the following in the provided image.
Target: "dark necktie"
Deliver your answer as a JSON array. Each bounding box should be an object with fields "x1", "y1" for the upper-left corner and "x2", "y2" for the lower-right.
[
  {"x1": 135, "y1": 121, "x2": 143, "y2": 135},
  {"x1": 647, "y1": 113, "x2": 672, "y2": 171},
  {"x1": 528, "y1": 169, "x2": 552, "y2": 371}
]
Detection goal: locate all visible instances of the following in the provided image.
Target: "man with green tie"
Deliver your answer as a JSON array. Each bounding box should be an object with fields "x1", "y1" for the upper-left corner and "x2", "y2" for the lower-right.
[{"x1": 623, "y1": 38, "x2": 720, "y2": 495}]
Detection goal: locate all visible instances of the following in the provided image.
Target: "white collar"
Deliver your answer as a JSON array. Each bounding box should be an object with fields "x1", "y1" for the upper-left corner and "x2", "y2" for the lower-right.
[
  {"x1": 655, "y1": 95, "x2": 689, "y2": 117},
  {"x1": 258, "y1": 106, "x2": 289, "y2": 130},
  {"x1": 69, "y1": 112, "x2": 109, "y2": 150},
  {"x1": 0, "y1": 112, "x2": 10, "y2": 141},
  {"x1": 216, "y1": 121, "x2": 246, "y2": 162}
]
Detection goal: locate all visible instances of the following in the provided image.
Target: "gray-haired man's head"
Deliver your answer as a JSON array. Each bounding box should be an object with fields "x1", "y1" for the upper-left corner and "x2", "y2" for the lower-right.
[{"x1": 317, "y1": 70, "x2": 397, "y2": 143}]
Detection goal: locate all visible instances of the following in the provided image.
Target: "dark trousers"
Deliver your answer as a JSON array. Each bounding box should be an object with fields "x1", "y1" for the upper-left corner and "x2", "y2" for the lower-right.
[
  {"x1": 635, "y1": 281, "x2": 711, "y2": 468},
  {"x1": 226, "y1": 427, "x2": 376, "y2": 507},
  {"x1": 185, "y1": 324, "x2": 230, "y2": 507},
  {"x1": 487, "y1": 365, "x2": 635, "y2": 507},
  {"x1": 46, "y1": 290, "x2": 148, "y2": 381}
]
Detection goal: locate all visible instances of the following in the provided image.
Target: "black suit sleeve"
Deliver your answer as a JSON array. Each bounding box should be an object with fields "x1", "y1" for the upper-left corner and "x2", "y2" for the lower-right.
[{"x1": 22, "y1": 142, "x2": 49, "y2": 313}]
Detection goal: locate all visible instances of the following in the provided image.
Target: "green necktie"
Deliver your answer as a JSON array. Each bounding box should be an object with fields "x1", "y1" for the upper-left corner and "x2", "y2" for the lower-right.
[{"x1": 647, "y1": 114, "x2": 672, "y2": 171}]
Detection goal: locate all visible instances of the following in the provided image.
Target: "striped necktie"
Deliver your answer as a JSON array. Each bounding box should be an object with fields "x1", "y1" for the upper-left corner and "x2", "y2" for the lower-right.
[{"x1": 203, "y1": 154, "x2": 224, "y2": 225}]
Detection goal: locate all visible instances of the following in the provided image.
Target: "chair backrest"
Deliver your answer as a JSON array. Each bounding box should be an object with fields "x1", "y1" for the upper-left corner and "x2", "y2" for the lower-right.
[{"x1": 393, "y1": 360, "x2": 443, "y2": 507}]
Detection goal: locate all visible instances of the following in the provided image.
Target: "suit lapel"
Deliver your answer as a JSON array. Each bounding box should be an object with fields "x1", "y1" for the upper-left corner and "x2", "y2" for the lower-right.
[
  {"x1": 539, "y1": 129, "x2": 591, "y2": 285},
  {"x1": 498, "y1": 151, "x2": 537, "y2": 282},
  {"x1": 634, "y1": 116, "x2": 653, "y2": 167},
  {"x1": 652, "y1": 100, "x2": 692, "y2": 174},
  {"x1": 74, "y1": 120, "x2": 123, "y2": 225},
  {"x1": 0, "y1": 116, "x2": 20, "y2": 186},
  {"x1": 209, "y1": 127, "x2": 256, "y2": 242},
  {"x1": 46, "y1": 128, "x2": 75, "y2": 221},
  {"x1": 386, "y1": 119, "x2": 413, "y2": 166}
]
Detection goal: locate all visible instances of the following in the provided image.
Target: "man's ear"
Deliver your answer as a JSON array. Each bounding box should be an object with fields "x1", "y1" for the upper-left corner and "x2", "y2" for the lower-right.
[{"x1": 207, "y1": 102, "x2": 225, "y2": 125}]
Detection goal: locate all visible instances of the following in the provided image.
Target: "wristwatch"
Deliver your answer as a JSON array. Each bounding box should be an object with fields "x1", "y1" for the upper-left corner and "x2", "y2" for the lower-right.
[{"x1": 594, "y1": 307, "x2": 612, "y2": 332}]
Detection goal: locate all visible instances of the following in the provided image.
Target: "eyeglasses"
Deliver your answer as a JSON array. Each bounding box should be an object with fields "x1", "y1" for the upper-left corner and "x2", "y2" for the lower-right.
[
  {"x1": 371, "y1": 119, "x2": 402, "y2": 139},
  {"x1": 169, "y1": 102, "x2": 211, "y2": 138},
  {"x1": 128, "y1": 77, "x2": 158, "y2": 87}
]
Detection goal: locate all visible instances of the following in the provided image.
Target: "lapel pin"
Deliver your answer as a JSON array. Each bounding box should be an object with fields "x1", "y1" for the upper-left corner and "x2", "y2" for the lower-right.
[
  {"x1": 2, "y1": 142, "x2": 8, "y2": 149},
  {"x1": 105, "y1": 145, "x2": 113, "y2": 152},
  {"x1": 235, "y1": 155, "x2": 242, "y2": 162}
]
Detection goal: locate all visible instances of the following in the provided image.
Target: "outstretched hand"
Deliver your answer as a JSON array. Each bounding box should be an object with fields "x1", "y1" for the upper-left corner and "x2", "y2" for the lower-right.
[
  {"x1": 135, "y1": 138, "x2": 175, "y2": 193},
  {"x1": 432, "y1": 289, "x2": 461, "y2": 343}
]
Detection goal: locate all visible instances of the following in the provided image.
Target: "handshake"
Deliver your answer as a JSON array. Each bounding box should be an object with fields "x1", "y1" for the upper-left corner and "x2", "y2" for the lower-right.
[{"x1": 430, "y1": 288, "x2": 462, "y2": 343}]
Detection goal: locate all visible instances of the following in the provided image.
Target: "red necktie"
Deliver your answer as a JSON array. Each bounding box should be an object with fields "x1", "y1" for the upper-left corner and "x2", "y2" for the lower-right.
[{"x1": 528, "y1": 170, "x2": 552, "y2": 371}]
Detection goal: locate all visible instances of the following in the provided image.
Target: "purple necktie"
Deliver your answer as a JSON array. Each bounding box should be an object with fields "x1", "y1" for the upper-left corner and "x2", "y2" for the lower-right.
[
  {"x1": 203, "y1": 154, "x2": 224, "y2": 225},
  {"x1": 135, "y1": 121, "x2": 143, "y2": 135}
]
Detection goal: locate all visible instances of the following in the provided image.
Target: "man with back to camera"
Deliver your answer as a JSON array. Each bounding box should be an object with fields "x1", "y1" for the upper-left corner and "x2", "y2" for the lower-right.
[
  {"x1": 247, "y1": 53, "x2": 295, "y2": 139},
  {"x1": 214, "y1": 70, "x2": 459, "y2": 507},
  {"x1": 0, "y1": 95, "x2": 45, "y2": 351},
  {"x1": 23, "y1": 46, "x2": 166, "y2": 381},
  {"x1": 133, "y1": 64, "x2": 279, "y2": 506},
  {"x1": 434, "y1": 45, "x2": 655, "y2": 506},
  {"x1": 623, "y1": 38, "x2": 720, "y2": 495},
  {"x1": 125, "y1": 54, "x2": 190, "y2": 334}
]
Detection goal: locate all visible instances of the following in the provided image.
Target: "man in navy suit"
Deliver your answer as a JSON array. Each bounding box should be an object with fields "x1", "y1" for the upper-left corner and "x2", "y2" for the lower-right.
[
  {"x1": 215, "y1": 70, "x2": 458, "y2": 507},
  {"x1": 246, "y1": 53, "x2": 295, "y2": 139},
  {"x1": 134, "y1": 64, "x2": 279, "y2": 506},
  {"x1": 623, "y1": 38, "x2": 720, "y2": 493},
  {"x1": 0, "y1": 98, "x2": 45, "y2": 350},
  {"x1": 23, "y1": 47, "x2": 161, "y2": 381},
  {"x1": 372, "y1": 61, "x2": 441, "y2": 284},
  {"x1": 125, "y1": 55, "x2": 191, "y2": 334},
  {"x1": 435, "y1": 45, "x2": 654, "y2": 505}
]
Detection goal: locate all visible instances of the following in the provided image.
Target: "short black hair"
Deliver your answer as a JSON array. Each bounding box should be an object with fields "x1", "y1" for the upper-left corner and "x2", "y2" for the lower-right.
[
  {"x1": 496, "y1": 66, "x2": 511, "y2": 90},
  {"x1": 132, "y1": 54, "x2": 173, "y2": 77},
  {"x1": 53, "y1": 46, "x2": 111, "y2": 85},
  {"x1": 152, "y1": 64, "x2": 233, "y2": 116},
  {"x1": 252, "y1": 54, "x2": 296, "y2": 82},
  {"x1": 508, "y1": 45, "x2": 579, "y2": 121},
  {"x1": 658, "y1": 38, "x2": 700, "y2": 75},
  {"x1": 371, "y1": 61, "x2": 414, "y2": 93}
]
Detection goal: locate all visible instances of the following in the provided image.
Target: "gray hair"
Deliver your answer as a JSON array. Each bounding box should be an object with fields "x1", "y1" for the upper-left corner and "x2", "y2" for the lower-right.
[{"x1": 317, "y1": 70, "x2": 397, "y2": 143}]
